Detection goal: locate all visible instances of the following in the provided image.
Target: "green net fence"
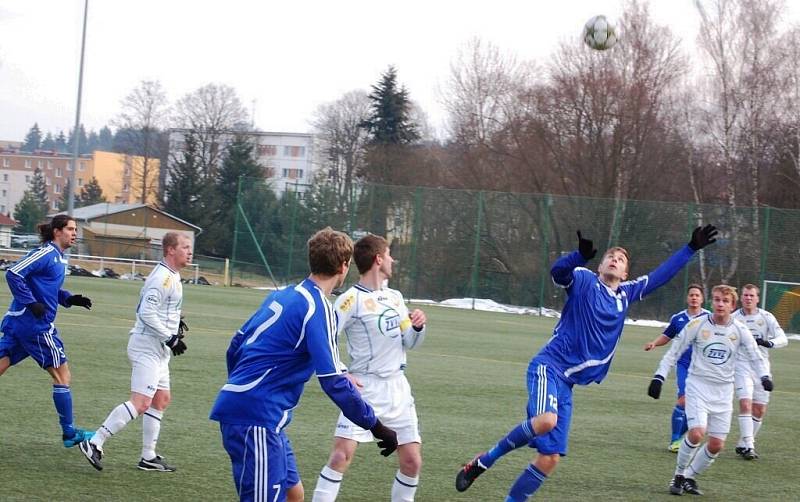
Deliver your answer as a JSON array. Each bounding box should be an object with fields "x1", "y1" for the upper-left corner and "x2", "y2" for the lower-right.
[{"x1": 232, "y1": 180, "x2": 800, "y2": 322}]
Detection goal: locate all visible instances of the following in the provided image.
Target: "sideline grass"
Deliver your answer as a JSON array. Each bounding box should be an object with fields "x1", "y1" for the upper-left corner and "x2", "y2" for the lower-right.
[{"x1": 0, "y1": 277, "x2": 797, "y2": 500}]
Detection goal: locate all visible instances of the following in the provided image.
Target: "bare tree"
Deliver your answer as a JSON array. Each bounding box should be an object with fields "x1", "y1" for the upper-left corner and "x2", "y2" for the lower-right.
[
  {"x1": 114, "y1": 80, "x2": 169, "y2": 203},
  {"x1": 173, "y1": 83, "x2": 249, "y2": 177},
  {"x1": 311, "y1": 90, "x2": 371, "y2": 213}
]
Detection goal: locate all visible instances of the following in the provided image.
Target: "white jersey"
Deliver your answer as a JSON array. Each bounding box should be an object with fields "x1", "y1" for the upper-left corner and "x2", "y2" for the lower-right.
[
  {"x1": 733, "y1": 308, "x2": 788, "y2": 367},
  {"x1": 334, "y1": 283, "x2": 426, "y2": 378},
  {"x1": 656, "y1": 313, "x2": 769, "y2": 385},
  {"x1": 129, "y1": 262, "x2": 183, "y2": 344}
]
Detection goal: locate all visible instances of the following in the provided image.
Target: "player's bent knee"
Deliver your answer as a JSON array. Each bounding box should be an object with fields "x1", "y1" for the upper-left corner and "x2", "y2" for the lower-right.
[
  {"x1": 707, "y1": 437, "x2": 724, "y2": 454},
  {"x1": 534, "y1": 453, "x2": 560, "y2": 475},
  {"x1": 328, "y1": 447, "x2": 354, "y2": 471},
  {"x1": 0, "y1": 356, "x2": 10, "y2": 376},
  {"x1": 398, "y1": 452, "x2": 422, "y2": 476},
  {"x1": 47, "y1": 365, "x2": 71, "y2": 385},
  {"x1": 286, "y1": 481, "x2": 304, "y2": 502},
  {"x1": 533, "y1": 413, "x2": 557, "y2": 434},
  {"x1": 687, "y1": 428, "x2": 705, "y2": 444}
]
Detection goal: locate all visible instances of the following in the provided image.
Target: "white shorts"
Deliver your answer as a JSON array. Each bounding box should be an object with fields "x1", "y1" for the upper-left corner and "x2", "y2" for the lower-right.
[
  {"x1": 685, "y1": 377, "x2": 733, "y2": 439},
  {"x1": 334, "y1": 373, "x2": 420, "y2": 445},
  {"x1": 734, "y1": 366, "x2": 771, "y2": 404},
  {"x1": 127, "y1": 334, "x2": 171, "y2": 398}
]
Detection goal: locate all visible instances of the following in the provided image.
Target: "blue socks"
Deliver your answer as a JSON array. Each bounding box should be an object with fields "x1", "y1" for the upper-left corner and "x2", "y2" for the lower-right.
[
  {"x1": 52, "y1": 384, "x2": 75, "y2": 436},
  {"x1": 506, "y1": 464, "x2": 548, "y2": 501},
  {"x1": 480, "y1": 420, "x2": 536, "y2": 468},
  {"x1": 671, "y1": 404, "x2": 687, "y2": 442}
]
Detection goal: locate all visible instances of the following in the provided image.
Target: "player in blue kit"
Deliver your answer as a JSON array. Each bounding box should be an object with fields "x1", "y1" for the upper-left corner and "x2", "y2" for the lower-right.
[
  {"x1": 210, "y1": 228, "x2": 398, "y2": 502},
  {"x1": 455, "y1": 225, "x2": 718, "y2": 501},
  {"x1": 644, "y1": 284, "x2": 710, "y2": 452},
  {"x1": 0, "y1": 214, "x2": 94, "y2": 447}
]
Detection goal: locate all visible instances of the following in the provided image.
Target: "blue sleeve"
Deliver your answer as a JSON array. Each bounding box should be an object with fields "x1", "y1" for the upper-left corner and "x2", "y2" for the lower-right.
[
  {"x1": 622, "y1": 245, "x2": 695, "y2": 303},
  {"x1": 662, "y1": 316, "x2": 681, "y2": 339},
  {"x1": 6, "y1": 270, "x2": 37, "y2": 305},
  {"x1": 58, "y1": 289, "x2": 72, "y2": 308},
  {"x1": 226, "y1": 330, "x2": 247, "y2": 375},
  {"x1": 551, "y1": 250, "x2": 590, "y2": 289},
  {"x1": 318, "y1": 374, "x2": 377, "y2": 430},
  {"x1": 306, "y1": 298, "x2": 341, "y2": 377}
]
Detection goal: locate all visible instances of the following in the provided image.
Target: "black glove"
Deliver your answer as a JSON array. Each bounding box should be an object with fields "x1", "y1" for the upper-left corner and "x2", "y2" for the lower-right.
[
  {"x1": 761, "y1": 376, "x2": 774, "y2": 392},
  {"x1": 27, "y1": 302, "x2": 46, "y2": 318},
  {"x1": 67, "y1": 294, "x2": 92, "y2": 310},
  {"x1": 688, "y1": 224, "x2": 718, "y2": 251},
  {"x1": 755, "y1": 338, "x2": 773, "y2": 348},
  {"x1": 648, "y1": 375, "x2": 665, "y2": 399},
  {"x1": 165, "y1": 334, "x2": 188, "y2": 356},
  {"x1": 178, "y1": 316, "x2": 189, "y2": 337},
  {"x1": 576, "y1": 231, "x2": 597, "y2": 260},
  {"x1": 370, "y1": 419, "x2": 398, "y2": 457}
]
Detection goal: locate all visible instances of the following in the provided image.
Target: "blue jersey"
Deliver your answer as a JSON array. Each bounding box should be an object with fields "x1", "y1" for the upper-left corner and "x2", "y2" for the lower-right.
[
  {"x1": 536, "y1": 245, "x2": 695, "y2": 386},
  {"x1": 3, "y1": 242, "x2": 71, "y2": 329},
  {"x1": 210, "y1": 278, "x2": 349, "y2": 432},
  {"x1": 663, "y1": 308, "x2": 710, "y2": 368}
]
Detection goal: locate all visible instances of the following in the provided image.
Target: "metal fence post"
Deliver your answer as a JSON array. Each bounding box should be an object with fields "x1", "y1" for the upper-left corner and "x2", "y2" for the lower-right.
[
  {"x1": 470, "y1": 191, "x2": 484, "y2": 310},
  {"x1": 231, "y1": 176, "x2": 243, "y2": 282},
  {"x1": 539, "y1": 194, "x2": 552, "y2": 316},
  {"x1": 760, "y1": 205, "x2": 771, "y2": 286},
  {"x1": 410, "y1": 187, "x2": 422, "y2": 299}
]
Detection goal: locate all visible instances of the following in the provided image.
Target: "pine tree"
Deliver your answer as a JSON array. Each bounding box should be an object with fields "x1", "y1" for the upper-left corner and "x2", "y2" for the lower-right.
[
  {"x1": 165, "y1": 132, "x2": 208, "y2": 238},
  {"x1": 41, "y1": 132, "x2": 56, "y2": 151},
  {"x1": 68, "y1": 125, "x2": 89, "y2": 154},
  {"x1": 79, "y1": 177, "x2": 107, "y2": 206},
  {"x1": 55, "y1": 131, "x2": 68, "y2": 153},
  {"x1": 98, "y1": 126, "x2": 114, "y2": 151},
  {"x1": 58, "y1": 178, "x2": 74, "y2": 212},
  {"x1": 22, "y1": 123, "x2": 42, "y2": 152},
  {"x1": 30, "y1": 168, "x2": 49, "y2": 214},
  {"x1": 361, "y1": 66, "x2": 419, "y2": 146}
]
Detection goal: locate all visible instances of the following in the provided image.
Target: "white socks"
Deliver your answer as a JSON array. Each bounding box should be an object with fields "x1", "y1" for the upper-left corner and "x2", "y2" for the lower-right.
[
  {"x1": 738, "y1": 414, "x2": 754, "y2": 448},
  {"x1": 391, "y1": 470, "x2": 419, "y2": 502},
  {"x1": 752, "y1": 416, "x2": 763, "y2": 438},
  {"x1": 312, "y1": 465, "x2": 343, "y2": 502},
  {"x1": 687, "y1": 444, "x2": 718, "y2": 479},
  {"x1": 675, "y1": 437, "x2": 699, "y2": 476},
  {"x1": 92, "y1": 401, "x2": 138, "y2": 448},
  {"x1": 142, "y1": 407, "x2": 164, "y2": 460}
]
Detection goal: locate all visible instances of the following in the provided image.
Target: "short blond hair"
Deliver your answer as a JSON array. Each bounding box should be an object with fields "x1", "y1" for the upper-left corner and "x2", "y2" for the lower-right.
[
  {"x1": 712, "y1": 284, "x2": 738, "y2": 304},
  {"x1": 742, "y1": 283, "x2": 760, "y2": 294}
]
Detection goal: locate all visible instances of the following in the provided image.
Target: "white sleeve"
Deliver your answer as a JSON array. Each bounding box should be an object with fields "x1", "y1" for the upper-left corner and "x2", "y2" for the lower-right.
[
  {"x1": 738, "y1": 326, "x2": 770, "y2": 378},
  {"x1": 393, "y1": 289, "x2": 426, "y2": 350},
  {"x1": 655, "y1": 325, "x2": 696, "y2": 378},
  {"x1": 333, "y1": 290, "x2": 358, "y2": 371},
  {"x1": 766, "y1": 312, "x2": 788, "y2": 349},
  {"x1": 138, "y1": 284, "x2": 172, "y2": 342}
]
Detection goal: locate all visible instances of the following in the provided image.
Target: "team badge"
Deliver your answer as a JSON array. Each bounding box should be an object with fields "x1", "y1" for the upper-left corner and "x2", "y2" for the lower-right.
[
  {"x1": 701, "y1": 329, "x2": 711, "y2": 340},
  {"x1": 729, "y1": 334, "x2": 737, "y2": 341},
  {"x1": 364, "y1": 298, "x2": 377, "y2": 312},
  {"x1": 757, "y1": 319, "x2": 764, "y2": 326},
  {"x1": 688, "y1": 319, "x2": 702, "y2": 328},
  {"x1": 163, "y1": 276, "x2": 172, "y2": 288},
  {"x1": 339, "y1": 294, "x2": 355, "y2": 312}
]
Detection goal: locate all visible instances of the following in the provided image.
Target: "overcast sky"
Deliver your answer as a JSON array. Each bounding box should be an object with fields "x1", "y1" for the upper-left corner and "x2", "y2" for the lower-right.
[{"x1": 1, "y1": 0, "x2": 799, "y2": 142}]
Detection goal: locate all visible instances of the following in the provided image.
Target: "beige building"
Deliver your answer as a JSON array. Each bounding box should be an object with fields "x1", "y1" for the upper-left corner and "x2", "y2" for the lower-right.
[
  {"x1": 92, "y1": 151, "x2": 160, "y2": 205},
  {"x1": 0, "y1": 149, "x2": 94, "y2": 214}
]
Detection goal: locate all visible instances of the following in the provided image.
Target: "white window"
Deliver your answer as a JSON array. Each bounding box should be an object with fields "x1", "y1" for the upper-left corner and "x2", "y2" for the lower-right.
[
  {"x1": 25, "y1": 175, "x2": 31, "y2": 183},
  {"x1": 55, "y1": 167, "x2": 62, "y2": 177},
  {"x1": 2, "y1": 174, "x2": 7, "y2": 181},
  {"x1": 0, "y1": 205, "x2": 5, "y2": 213},
  {"x1": 54, "y1": 183, "x2": 61, "y2": 194},
  {"x1": 283, "y1": 145, "x2": 305, "y2": 157},
  {"x1": 51, "y1": 200, "x2": 58, "y2": 210},
  {"x1": 2, "y1": 158, "x2": 9, "y2": 167},
  {"x1": 46, "y1": 177, "x2": 51, "y2": 186},
  {"x1": 1, "y1": 189, "x2": 6, "y2": 197},
  {"x1": 79, "y1": 161, "x2": 86, "y2": 171},
  {"x1": 25, "y1": 159, "x2": 32, "y2": 168},
  {"x1": 123, "y1": 182, "x2": 129, "y2": 192},
  {"x1": 47, "y1": 160, "x2": 52, "y2": 169},
  {"x1": 66, "y1": 161, "x2": 72, "y2": 171},
  {"x1": 37, "y1": 160, "x2": 43, "y2": 169},
  {"x1": 78, "y1": 178, "x2": 84, "y2": 187}
]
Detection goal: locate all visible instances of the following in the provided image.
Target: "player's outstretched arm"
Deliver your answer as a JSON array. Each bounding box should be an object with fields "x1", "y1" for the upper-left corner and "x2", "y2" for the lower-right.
[
  {"x1": 765, "y1": 313, "x2": 788, "y2": 349},
  {"x1": 551, "y1": 231, "x2": 596, "y2": 287}
]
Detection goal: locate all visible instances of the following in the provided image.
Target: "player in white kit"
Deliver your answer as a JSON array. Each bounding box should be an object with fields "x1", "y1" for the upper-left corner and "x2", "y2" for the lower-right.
[
  {"x1": 647, "y1": 285, "x2": 772, "y2": 496},
  {"x1": 79, "y1": 232, "x2": 193, "y2": 472},
  {"x1": 732, "y1": 284, "x2": 788, "y2": 460},
  {"x1": 313, "y1": 234, "x2": 427, "y2": 502}
]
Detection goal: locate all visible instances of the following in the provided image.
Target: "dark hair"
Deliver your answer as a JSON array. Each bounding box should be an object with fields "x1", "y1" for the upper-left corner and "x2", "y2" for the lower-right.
[
  {"x1": 307, "y1": 227, "x2": 353, "y2": 276},
  {"x1": 38, "y1": 214, "x2": 75, "y2": 243},
  {"x1": 353, "y1": 234, "x2": 388, "y2": 274},
  {"x1": 687, "y1": 283, "x2": 704, "y2": 298}
]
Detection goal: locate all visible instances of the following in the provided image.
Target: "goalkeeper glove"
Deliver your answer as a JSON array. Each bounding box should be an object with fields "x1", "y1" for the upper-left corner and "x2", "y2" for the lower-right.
[
  {"x1": 27, "y1": 302, "x2": 46, "y2": 318},
  {"x1": 688, "y1": 224, "x2": 718, "y2": 251},
  {"x1": 67, "y1": 294, "x2": 92, "y2": 310},
  {"x1": 755, "y1": 337, "x2": 773, "y2": 348},
  {"x1": 370, "y1": 419, "x2": 398, "y2": 457},
  {"x1": 648, "y1": 375, "x2": 665, "y2": 399},
  {"x1": 576, "y1": 231, "x2": 597, "y2": 260},
  {"x1": 761, "y1": 376, "x2": 774, "y2": 392},
  {"x1": 165, "y1": 335, "x2": 187, "y2": 356},
  {"x1": 178, "y1": 316, "x2": 189, "y2": 337}
]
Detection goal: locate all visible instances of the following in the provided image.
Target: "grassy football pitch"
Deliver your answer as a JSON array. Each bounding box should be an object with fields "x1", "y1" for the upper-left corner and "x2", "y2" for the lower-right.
[{"x1": 1, "y1": 277, "x2": 797, "y2": 501}]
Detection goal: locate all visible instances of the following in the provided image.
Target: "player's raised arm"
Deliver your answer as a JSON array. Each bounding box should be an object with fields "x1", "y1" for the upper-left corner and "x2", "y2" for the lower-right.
[
  {"x1": 551, "y1": 231, "x2": 597, "y2": 288},
  {"x1": 761, "y1": 313, "x2": 788, "y2": 349}
]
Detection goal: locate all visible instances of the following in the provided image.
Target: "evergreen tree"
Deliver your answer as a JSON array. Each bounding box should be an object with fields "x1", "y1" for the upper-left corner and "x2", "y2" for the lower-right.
[
  {"x1": 67, "y1": 125, "x2": 89, "y2": 154},
  {"x1": 165, "y1": 132, "x2": 210, "y2": 248},
  {"x1": 30, "y1": 168, "x2": 49, "y2": 214},
  {"x1": 55, "y1": 131, "x2": 68, "y2": 153},
  {"x1": 361, "y1": 66, "x2": 419, "y2": 146},
  {"x1": 58, "y1": 178, "x2": 74, "y2": 212},
  {"x1": 22, "y1": 123, "x2": 42, "y2": 152},
  {"x1": 86, "y1": 130, "x2": 100, "y2": 153},
  {"x1": 41, "y1": 132, "x2": 56, "y2": 151},
  {"x1": 13, "y1": 190, "x2": 46, "y2": 233},
  {"x1": 79, "y1": 177, "x2": 107, "y2": 206},
  {"x1": 98, "y1": 126, "x2": 114, "y2": 151}
]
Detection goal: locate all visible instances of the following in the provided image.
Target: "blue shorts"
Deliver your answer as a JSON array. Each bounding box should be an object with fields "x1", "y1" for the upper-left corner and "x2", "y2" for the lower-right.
[
  {"x1": 0, "y1": 319, "x2": 67, "y2": 369},
  {"x1": 676, "y1": 362, "x2": 689, "y2": 399},
  {"x1": 526, "y1": 359, "x2": 574, "y2": 456},
  {"x1": 219, "y1": 423, "x2": 299, "y2": 502}
]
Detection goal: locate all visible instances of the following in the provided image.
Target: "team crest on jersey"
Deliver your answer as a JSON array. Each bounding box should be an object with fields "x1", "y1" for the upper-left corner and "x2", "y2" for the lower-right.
[
  {"x1": 703, "y1": 342, "x2": 731, "y2": 365},
  {"x1": 364, "y1": 298, "x2": 377, "y2": 312},
  {"x1": 729, "y1": 334, "x2": 737, "y2": 341},
  {"x1": 757, "y1": 319, "x2": 764, "y2": 326},
  {"x1": 340, "y1": 294, "x2": 355, "y2": 312},
  {"x1": 163, "y1": 276, "x2": 172, "y2": 288},
  {"x1": 687, "y1": 318, "x2": 702, "y2": 328},
  {"x1": 701, "y1": 329, "x2": 711, "y2": 340}
]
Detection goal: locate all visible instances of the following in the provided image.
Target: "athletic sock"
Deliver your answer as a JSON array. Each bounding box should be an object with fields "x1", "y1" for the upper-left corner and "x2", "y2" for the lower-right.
[
  {"x1": 391, "y1": 470, "x2": 418, "y2": 502},
  {"x1": 52, "y1": 384, "x2": 75, "y2": 436},
  {"x1": 671, "y1": 405, "x2": 686, "y2": 442},
  {"x1": 142, "y1": 407, "x2": 163, "y2": 460},
  {"x1": 92, "y1": 401, "x2": 139, "y2": 448},
  {"x1": 312, "y1": 465, "x2": 344, "y2": 502},
  {"x1": 686, "y1": 444, "x2": 718, "y2": 478},
  {"x1": 675, "y1": 437, "x2": 700, "y2": 476},
  {"x1": 752, "y1": 416, "x2": 763, "y2": 439},
  {"x1": 738, "y1": 414, "x2": 754, "y2": 448},
  {"x1": 480, "y1": 420, "x2": 536, "y2": 468},
  {"x1": 506, "y1": 464, "x2": 547, "y2": 502}
]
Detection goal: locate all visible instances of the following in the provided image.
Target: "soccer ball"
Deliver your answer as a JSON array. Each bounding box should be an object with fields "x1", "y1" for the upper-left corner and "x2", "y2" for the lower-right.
[{"x1": 583, "y1": 15, "x2": 618, "y2": 51}]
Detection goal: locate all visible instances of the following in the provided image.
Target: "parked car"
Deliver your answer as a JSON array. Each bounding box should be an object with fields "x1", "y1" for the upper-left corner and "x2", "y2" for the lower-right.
[{"x1": 10, "y1": 234, "x2": 41, "y2": 249}]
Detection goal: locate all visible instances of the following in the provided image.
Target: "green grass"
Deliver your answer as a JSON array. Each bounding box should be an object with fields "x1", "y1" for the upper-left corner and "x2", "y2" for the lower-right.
[{"x1": 1, "y1": 277, "x2": 797, "y2": 501}]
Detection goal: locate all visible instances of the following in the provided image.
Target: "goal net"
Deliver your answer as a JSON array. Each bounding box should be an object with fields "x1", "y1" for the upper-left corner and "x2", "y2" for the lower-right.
[{"x1": 762, "y1": 280, "x2": 800, "y2": 336}]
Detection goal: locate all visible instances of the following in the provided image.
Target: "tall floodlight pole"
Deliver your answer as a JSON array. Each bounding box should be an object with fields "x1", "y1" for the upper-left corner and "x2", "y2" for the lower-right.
[{"x1": 68, "y1": 0, "x2": 89, "y2": 215}]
